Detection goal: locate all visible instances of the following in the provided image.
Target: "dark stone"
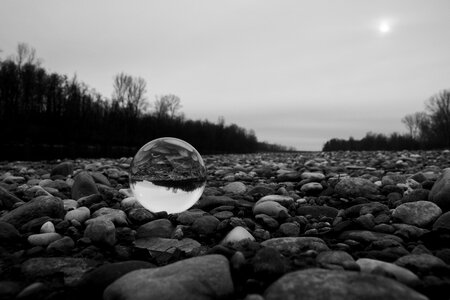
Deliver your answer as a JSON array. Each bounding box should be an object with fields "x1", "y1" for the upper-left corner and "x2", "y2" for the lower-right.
[
  {"x1": 429, "y1": 168, "x2": 450, "y2": 212},
  {"x1": 72, "y1": 172, "x2": 99, "y2": 200},
  {"x1": 0, "y1": 221, "x2": 20, "y2": 241},
  {"x1": 0, "y1": 186, "x2": 22, "y2": 210},
  {"x1": 191, "y1": 215, "x2": 220, "y2": 236},
  {"x1": 50, "y1": 162, "x2": 73, "y2": 178},
  {"x1": 297, "y1": 205, "x2": 338, "y2": 219},
  {"x1": 0, "y1": 196, "x2": 64, "y2": 228},
  {"x1": 432, "y1": 211, "x2": 450, "y2": 232},
  {"x1": 252, "y1": 247, "x2": 286, "y2": 281},
  {"x1": 78, "y1": 260, "x2": 155, "y2": 298}
]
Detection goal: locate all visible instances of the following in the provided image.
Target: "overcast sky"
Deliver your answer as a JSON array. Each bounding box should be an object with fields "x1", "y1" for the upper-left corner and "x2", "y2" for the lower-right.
[{"x1": 1, "y1": 1, "x2": 450, "y2": 150}]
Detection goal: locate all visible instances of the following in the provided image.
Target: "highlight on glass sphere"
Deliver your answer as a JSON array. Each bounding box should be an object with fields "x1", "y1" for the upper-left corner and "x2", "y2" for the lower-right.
[{"x1": 129, "y1": 137, "x2": 207, "y2": 214}]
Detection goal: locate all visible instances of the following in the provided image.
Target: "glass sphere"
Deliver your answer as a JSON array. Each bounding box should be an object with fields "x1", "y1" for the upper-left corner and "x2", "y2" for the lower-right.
[{"x1": 130, "y1": 137, "x2": 207, "y2": 214}]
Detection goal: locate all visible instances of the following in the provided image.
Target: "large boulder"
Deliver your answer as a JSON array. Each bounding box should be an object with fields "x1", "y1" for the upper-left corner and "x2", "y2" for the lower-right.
[
  {"x1": 264, "y1": 268, "x2": 427, "y2": 300},
  {"x1": 429, "y1": 168, "x2": 450, "y2": 212},
  {"x1": 103, "y1": 254, "x2": 234, "y2": 300}
]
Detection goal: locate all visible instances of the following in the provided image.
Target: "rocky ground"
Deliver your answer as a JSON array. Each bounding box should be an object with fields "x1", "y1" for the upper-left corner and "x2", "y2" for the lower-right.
[{"x1": 1, "y1": 151, "x2": 450, "y2": 300}]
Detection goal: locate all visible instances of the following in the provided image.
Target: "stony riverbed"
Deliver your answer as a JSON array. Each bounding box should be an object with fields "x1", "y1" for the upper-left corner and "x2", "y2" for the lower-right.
[{"x1": 1, "y1": 151, "x2": 450, "y2": 300}]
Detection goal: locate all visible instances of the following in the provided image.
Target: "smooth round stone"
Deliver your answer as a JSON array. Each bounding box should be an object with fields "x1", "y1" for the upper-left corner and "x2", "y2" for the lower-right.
[
  {"x1": 121, "y1": 197, "x2": 140, "y2": 209},
  {"x1": 84, "y1": 219, "x2": 116, "y2": 246},
  {"x1": 392, "y1": 201, "x2": 442, "y2": 227},
  {"x1": 71, "y1": 171, "x2": 99, "y2": 200},
  {"x1": 103, "y1": 255, "x2": 234, "y2": 300},
  {"x1": 87, "y1": 207, "x2": 128, "y2": 226},
  {"x1": 136, "y1": 219, "x2": 174, "y2": 239},
  {"x1": 357, "y1": 258, "x2": 420, "y2": 287},
  {"x1": 0, "y1": 221, "x2": 20, "y2": 241},
  {"x1": 300, "y1": 182, "x2": 323, "y2": 193},
  {"x1": 279, "y1": 222, "x2": 300, "y2": 237},
  {"x1": 191, "y1": 215, "x2": 220, "y2": 236},
  {"x1": 16, "y1": 282, "x2": 48, "y2": 299},
  {"x1": 429, "y1": 168, "x2": 450, "y2": 212},
  {"x1": 222, "y1": 182, "x2": 247, "y2": 194},
  {"x1": 51, "y1": 162, "x2": 73, "y2": 177},
  {"x1": 264, "y1": 268, "x2": 428, "y2": 300},
  {"x1": 256, "y1": 195, "x2": 294, "y2": 207},
  {"x1": 0, "y1": 186, "x2": 23, "y2": 209},
  {"x1": 47, "y1": 236, "x2": 75, "y2": 254},
  {"x1": 433, "y1": 211, "x2": 450, "y2": 231},
  {"x1": 335, "y1": 177, "x2": 379, "y2": 198},
  {"x1": 253, "y1": 201, "x2": 289, "y2": 218},
  {"x1": 176, "y1": 209, "x2": 208, "y2": 225},
  {"x1": 316, "y1": 251, "x2": 355, "y2": 268},
  {"x1": 221, "y1": 226, "x2": 255, "y2": 245},
  {"x1": 63, "y1": 199, "x2": 78, "y2": 210},
  {"x1": 28, "y1": 233, "x2": 63, "y2": 246},
  {"x1": 65, "y1": 207, "x2": 90, "y2": 223},
  {"x1": 255, "y1": 214, "x2": 279, "y2": 229},
  {"x1": 40, "y1": 221, "x2": 55, "y2": 233},
  {"x1": 301, "y1": 172, "x2": 325, "y2": 181},
  {"x1": 395, "y1": 254, "x2": 447, "y2": 273},
  {"x1": 213, "y1": 211, "x2": 234, "y2": 220},
  {"x1": 252, "y1": 247, "x2": 286, "y2": 279}
]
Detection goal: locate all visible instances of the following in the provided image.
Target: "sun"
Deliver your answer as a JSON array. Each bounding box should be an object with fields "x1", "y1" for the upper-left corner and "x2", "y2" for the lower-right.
[{"x1": 379, "y1": 20, "x2": 391, "y2": 34}]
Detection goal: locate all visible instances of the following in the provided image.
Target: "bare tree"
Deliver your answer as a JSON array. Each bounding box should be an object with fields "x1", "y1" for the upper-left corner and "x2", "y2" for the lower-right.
[
  {"x1": 112, "y1": 72, "x2": 147, "y2": 116},
  {"x1": 12, "y1": 43, "x2": 41, "y2": 68},
  {"x1": 401, "y1": 112, "x2": 428, "y2": 139},
  {"x1": 426, "y1": 89, "x2": 450, "y2": 146},
  {"x1": 153, "y1": 94, "x2": 182, "y2": 119}
]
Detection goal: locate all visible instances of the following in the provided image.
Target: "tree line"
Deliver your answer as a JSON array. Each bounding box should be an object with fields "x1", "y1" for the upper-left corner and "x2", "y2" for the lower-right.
[
  {"x1": 0, "y1": 43, "x2": 289, "y2": 160},
  {"x1": 322, "y1": 89, "x2": 450, "y2": 151}
]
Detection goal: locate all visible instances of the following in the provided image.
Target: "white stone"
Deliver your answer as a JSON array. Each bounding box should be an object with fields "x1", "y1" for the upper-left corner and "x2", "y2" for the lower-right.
[
  {"x1": 221, "y1": 226, "x2": 255, "y2": 245},
  {"x1": 40, "y1": 221, "x2": 55, "y2": 233},
  {"x1": 28, "y1": 233, "x2": 63, "y2": 246}
]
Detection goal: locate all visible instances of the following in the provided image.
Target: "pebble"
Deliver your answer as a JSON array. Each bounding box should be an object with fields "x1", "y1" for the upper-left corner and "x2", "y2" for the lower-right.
[
  {"x1": 28, "y1": 233, "x2": 63, "y2": 246},
  {"x1": 223, "y1": 181, "x2": 247, "y2": 194},
  {"x1": 221, "y1": 226, "x2": 255, "y2": 245},
  {"x1": 191, "y1": 215, "x2": 220, "y2": 236},
  {"x1": 392, "y1": 200, "x2": 442, "y2": 227},
  {"x1": 40, "y1": 221, "x2": 55, "y2": 233},
  {"x1": 71, "y1": 171, "x2": 99, "y2": 200},
  {"x1": 300, "y1": 182, "x2": 323, "y2": 193},
  {"x1": 65, "y1": 207, "x2": 90, "y2": 223},
  {"x1": 136, "y1": 219, "x2": 174, "y2": 239},
  {"x1": 84, "y1": 218, "x2": 116, "y2": 246},
  {"x1": 253, "y1": 201, "x2": 289, "y2": 218}
]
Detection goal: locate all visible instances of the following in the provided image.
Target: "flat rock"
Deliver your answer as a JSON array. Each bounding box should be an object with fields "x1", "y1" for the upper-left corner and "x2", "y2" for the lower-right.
[
  {"x1": 28, "y1": 232, "x2": 62, "y2": 246},
  {"x1": 339, "y1": 230, "x2": 403, "y2": 243},
  {"x1": 261, "y1": 237, "x2": 329, "y2": 256},
  {"x1": 264, "y1": 268, "x2": 428, "y2": 300},
  {"x1": 0, "y1": 196, "x2": 64, "y2": 228},
  {"x1": 392, "y1": 201, "x2": 441, "y2": 227},
  {"x1": 103, "y1": 254, "x2": 234, "y2": 300},
  {"x1": 134, "y1": 237, "x2": 201, "y2": 255}
]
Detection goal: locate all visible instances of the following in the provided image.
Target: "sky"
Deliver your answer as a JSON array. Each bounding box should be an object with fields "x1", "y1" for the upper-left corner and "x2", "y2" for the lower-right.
[{"x1": 1, "y1": 1, "x2": 450, "y2": 151}]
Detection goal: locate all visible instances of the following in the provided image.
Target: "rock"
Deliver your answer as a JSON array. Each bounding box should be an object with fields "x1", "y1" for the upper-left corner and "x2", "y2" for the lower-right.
[
  {"x1": 301, "y1": 172, "x2": 325, "y2": 181},
  {"x1": 28, "y1": 232, "x2": 63, "y2": 246},
  {"x1": 253, "y1": 201, "x2": 289, "y2": 218},
  {"x1": 0, "y1": 196, "x2": 64, "y2": 228},
  {"x1": 71, "y1": 171, "x2": 99, "y2": 200},
  {"x1": 297, "y1": 205, "x2": 339, "y2": 219},
  {"x1": 335, "y1": 177, "x2": 379, "y2": 198},
  {"x1": 21, "y1": 257, "x2": 95, "y2": 286},
  {"x1": 0, "y1": 221, "x2": 20, "y2": 241},
  {"x1": 194, "y1": 195, "x2": 237, "y2": 210},
  {"x1": 264, "y1": 268, "x2": 428, "y2": 300},
  {"x1": 84, "y1": 218, "x2": 116, "y2": 246},
  {"x1": 103, "y1": 255, "x2": 234, "y2": 300},
  {"x1": 191, "y1": 215, "x2": 220, "y2": 236},
  {"x1": 261, "y1": 237, "x2": 329, "y2": 256},
  {"x1": 0, "y1": 186, "x2": 22, "y2": 209},
  {"x1": 429, "y1": 168, "x2": 450, "y2": 212},
  {"x1": 40, "y1": 221, "x2": 55, "y2": 233},
  {"x1": 136, "y1": 219, "x2": 174, "y2": 239},
  {"x1": 279, "y1": 222, "x2": 300, "y2": 237},
  {"x1": 339, "y1": 230, "x2": 403, "y2": 244},
  {"x1": 65, "y1": 207, "x2": 90, "y2": 223},
  {"x1": 77, "y1": 194, "x2": 103, "y2": 207},
  {"x1": 433, "y1": 211, "x2": 450, "y2": 231},
  {"x1": 316, "y1": 251, "x2": 355, "y2": 268},
  {"x1": 395, "y1": 254, "x2": 447, "y2": 273},
  {"x1": 0, "y1": 281, "x2": 22, "y2": 299},
  {"x1": 392, "y1": 201, "x2": 441, "y2": 227},
  {"x1": 255, "y1": 214, "x2": 279, "y2": 229},
  {"x1": 213, "y1": 211, "x2": 234, "y2": 220},
  {"x1": 134, "y1": 237, "x2": 201, "y2": 256},
  {"x1": 47, "y1": 236, "x2": 75, "y2": 254},
  {"x1": 357, "y1": 258, "x2": 420, "y2": 286},
  {"x1": 221, "y1": 226, "x2": 255, "y2": 245},
  {"x1": 16, "y1": 282, "x2": 48, "y2": 299},
  {"x1": 127, "y1": 207, "x2": 157, "y2": 225},
  {"x1": 257, "y1": 195, "x2": 295, "y2": 207},
  {"x1": 87, "y1": 207, "x2": 128, "y2": 226},
  {"x1": 300, "y1": 182, "x2": 323, "y2": 193},
  {"x1": 91, "y1": 172, "x2": 111, "y2": 186},
  {"x1": 51, "y1": 162, "x2": 73, "y2": 177},
  {"x1": 223, "y1": 181, "x2": 247, "y2": 194},
  {"x1": 78, "y1": 260, "x2": 155, "y2": 298},
  {"x1": 63, "y1": 199, "x2": 78, "y2": 210},
  {"x1": 176, "y1": 209, "x2": 207, "y2": 225},
  {"x1": 252, "y1": 247, "x2": 286, "y2": 280}
]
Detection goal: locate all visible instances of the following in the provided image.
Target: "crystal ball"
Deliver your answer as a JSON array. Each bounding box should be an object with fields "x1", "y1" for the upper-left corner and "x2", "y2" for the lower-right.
[{"x1": 130, "y1": 137, "x2": 207, "y2": 214}]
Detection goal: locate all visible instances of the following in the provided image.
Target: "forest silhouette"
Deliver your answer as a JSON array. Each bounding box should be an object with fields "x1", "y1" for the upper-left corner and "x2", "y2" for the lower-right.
[{"x1": 0, "y1": 44, "x2": 293, "y2": 160}]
